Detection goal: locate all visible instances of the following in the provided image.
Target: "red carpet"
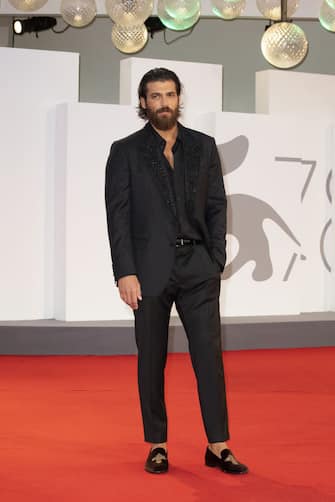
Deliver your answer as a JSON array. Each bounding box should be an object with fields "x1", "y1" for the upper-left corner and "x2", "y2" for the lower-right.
[{"x1": 1, "y1": 347, "x2": 335, "y2": 501}]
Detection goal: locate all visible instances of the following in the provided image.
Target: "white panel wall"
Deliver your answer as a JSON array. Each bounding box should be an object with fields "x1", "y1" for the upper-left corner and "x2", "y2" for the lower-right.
[
  {"x1": 255, "y1": 69, "x2": 335, "y2": 310},
  {"x1": 0, "y1": 48, "x2": 78, "y2": 320},
  {"x1": 325, "y1": 125, "x2": 335, "y2": 310},
  {"x1": 54, "y1": 103, "x2": 143, "y2": 321},
  {"x1": 120, "y1": 58, "x2": 222, "y2": 127},
  {"x1": 54, "y1": 105, "x2": 334, "y2": 320},
  {"x1": 256, "y1": 70, "x2": 335, "y2": 119},
  {"x1": 1, "y1": 52, "x2": 334, "y2": 321},
  {"x1": 195, "y1": 112, "x2": 334, "y2": 316}
]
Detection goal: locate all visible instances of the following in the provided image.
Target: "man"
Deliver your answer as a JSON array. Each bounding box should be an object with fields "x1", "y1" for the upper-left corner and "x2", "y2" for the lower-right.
[{"x1": 105, "y1": 68, "x2": 248, "y2": 475}]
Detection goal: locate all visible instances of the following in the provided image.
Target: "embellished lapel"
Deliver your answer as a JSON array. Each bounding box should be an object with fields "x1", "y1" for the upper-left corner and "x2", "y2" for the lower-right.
[
  {"x1": 140, "y1": 124, "x2": 177, "y2": 218},
  {"x1": 179, "y1": 125, "x2": 201, "y2": 215}
]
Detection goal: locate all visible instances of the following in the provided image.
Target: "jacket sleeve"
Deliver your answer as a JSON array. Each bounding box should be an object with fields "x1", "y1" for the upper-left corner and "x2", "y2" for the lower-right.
[
  {"x1": 105, "y1": 141, "x2": 137, "y2": 282},
  {"x1": 206, "y1": 138, "x2": 227, "y2": 271}
]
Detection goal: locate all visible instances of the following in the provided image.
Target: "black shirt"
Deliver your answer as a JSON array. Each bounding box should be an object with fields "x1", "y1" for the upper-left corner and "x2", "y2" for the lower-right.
[{"x1": 149, "y1": 123, "x2": 202, "y2": 240}]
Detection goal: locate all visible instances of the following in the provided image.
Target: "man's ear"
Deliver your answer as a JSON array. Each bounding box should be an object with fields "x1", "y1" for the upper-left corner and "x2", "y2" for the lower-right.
[{"x1": 140, "y1": 97, "x2": 146, "y2": 110}]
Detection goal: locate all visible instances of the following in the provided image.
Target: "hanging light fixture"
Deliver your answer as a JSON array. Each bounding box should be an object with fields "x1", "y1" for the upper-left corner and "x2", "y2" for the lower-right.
[
  {"x1": 261, "y1": 0, "x2": 308, "y2": 69},
  {"x1": 9, "y1": 0, "x2": 48, "y2": 11},
  {"x1": 111, "y1": 23, "x2": 148, "y2": 53},
  {"x1": 256, "y1": 0, "x2": 299, "y2": 21},
  {"x1": 157, "y1": 0, "x2": 200, "y2": 31},
  {"x1": 319, "y1": 0, "x2": 335, "y2": 32},
  {"x1": 106, "y1": 0, "x2": 153, "y2": 27},
  {"x1": 60, "y1": 0, "x2": 97, "y2": 27},
  {"x1": 261, "y1": 22, "x2": 308, "y2": 68},
  {"x1": 211, "y1": 0, "x2": 246, "y2": 20},
  {"x1": 162, "y1": 0, "x2": 200, "y2": 19}
]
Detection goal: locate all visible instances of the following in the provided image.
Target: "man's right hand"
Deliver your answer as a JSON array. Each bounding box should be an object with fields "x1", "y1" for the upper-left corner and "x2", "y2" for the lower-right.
[{"x1": 118, "y1": 275, "x2": 142, "y2": 310}]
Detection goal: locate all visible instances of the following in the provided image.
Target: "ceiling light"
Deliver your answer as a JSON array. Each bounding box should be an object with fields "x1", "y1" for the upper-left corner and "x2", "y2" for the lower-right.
[
  {"x1": 163, "y1": 0, "x2": 200, "y2": 19},
  {"x1": 157, "y1": 0, "x2": 200, "y2": 31},
  {"x1": 106, "y1": 0, "x2": 153, "y2": 27},
  {"x1": 261, "y1": 21, "x2": 308, "y2": 69},
  {"x1": 256, "y1": 0, "x2": 299, "y2": 21},
  {"x1": 60, "y1": 0, "x2": 97, "y2": 28},
  {"x1": 111, "y1": 23, "x2": 148, "y2": 53},
  {"x1": 319, "y1": 1, "x2": 335, "y2": 32},
  {"x1": 9, "y1": 0, "x2": 48, "y2": 12},
  {"x1": 211, "y1": 0, "x2": 246, "y2": 20}
]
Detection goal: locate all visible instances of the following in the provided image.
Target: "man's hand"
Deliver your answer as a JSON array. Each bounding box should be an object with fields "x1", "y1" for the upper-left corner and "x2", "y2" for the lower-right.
[{"x1": 118, "y1": 275, "x2": 142, "y2": 310}]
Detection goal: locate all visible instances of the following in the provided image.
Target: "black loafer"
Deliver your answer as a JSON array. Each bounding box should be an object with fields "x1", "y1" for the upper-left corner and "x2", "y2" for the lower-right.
[
  {"x1": 205, "y1": 447, "x2": 248, "y2": 474},
  {"x1": 145, "y1": 447, "x2": 168, "y2": 474}
]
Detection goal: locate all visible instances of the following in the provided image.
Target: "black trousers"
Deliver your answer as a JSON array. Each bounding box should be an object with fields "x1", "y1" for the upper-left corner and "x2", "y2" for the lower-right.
[{"x1": 134, "y1": 244, "x2": 230, "y2": 444}]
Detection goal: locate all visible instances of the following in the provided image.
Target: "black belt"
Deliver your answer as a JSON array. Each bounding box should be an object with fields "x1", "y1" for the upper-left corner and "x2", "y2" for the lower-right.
[{"x1": 176, "y1": 238, "x2": 202, "y2": 247}]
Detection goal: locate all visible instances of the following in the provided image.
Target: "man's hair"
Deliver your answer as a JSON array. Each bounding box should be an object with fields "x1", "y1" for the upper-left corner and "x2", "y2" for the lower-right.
[{"x1": 137, "y1": 67, "x2": 182, "y2": 119}]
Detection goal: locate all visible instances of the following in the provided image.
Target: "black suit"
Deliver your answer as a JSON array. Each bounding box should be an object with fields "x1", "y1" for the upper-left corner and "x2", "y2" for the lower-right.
[
  {"x1": 105, "y1": 122, "x2": 229, "y2": 443},
  {"x1": 105, "y1": 122, "x2": 227, "y2": 295}
]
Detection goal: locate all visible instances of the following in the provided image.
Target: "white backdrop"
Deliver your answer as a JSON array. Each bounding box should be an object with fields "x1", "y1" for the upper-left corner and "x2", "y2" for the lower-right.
[
  {"x1": 54, "y1": 106, "x2": 335, "y2": 320},
  {"x1": 0, "y1": 48, "x2": 78, "y2": 320},
  {"x1": 54, "y1": 103, "x2": 143, "y2": 320},
  {"x1": 0, "y1": 50, "x2": 334, "y2": 320},
  {"x1": 256, "y1": 70, "x2": 335, "y2": 119},
  {"x1": 196, "y1": 112, "x2": 334, "y2": 316}
]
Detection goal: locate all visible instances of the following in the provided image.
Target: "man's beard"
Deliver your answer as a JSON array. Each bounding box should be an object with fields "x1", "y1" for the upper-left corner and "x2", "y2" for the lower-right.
[{"x1": 145, "y1": 106, "x2": 180, "y2": 131}]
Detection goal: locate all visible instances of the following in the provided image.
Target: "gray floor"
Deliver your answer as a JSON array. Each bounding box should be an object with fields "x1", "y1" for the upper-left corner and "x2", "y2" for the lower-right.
[{"x1": 1, "y1": 313, "x2": 334, "y2": 355}]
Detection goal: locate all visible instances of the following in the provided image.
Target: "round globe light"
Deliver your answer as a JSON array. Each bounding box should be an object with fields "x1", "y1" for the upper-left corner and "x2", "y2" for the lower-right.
[
  {"x1": 211, "y1": 0, "x2": 246, "y2": 20},
  {"x1": 261, "y1": 22, "x2": 308, "y2": 69},
  {"x1": 61, "y1": 0, "x2": 97, "y2": 27},
  {"x1": 9, "y1": 0, "x2": 47, "y2": 11},
  {"x1": 158, "y1": 0, "x2": 200, "y2": 30},
  {"x1": 256, "y1": 0, "x2": 299, "y2": 21},
  {"x1": 320, "y1": 1, "x2": 335, "y2": 32},
  {"x1": 106, "y1": 0, "x2": 153, "y2": 27},
  {"x1": 163, "y1": 0, "x2": 200, "y2": 19},
  {"x1": 326, "y1": 0, "x2": 335, "y2": 8},
  {"x1": 111, "y1": 23, "x2": 148, "y2": 53}
]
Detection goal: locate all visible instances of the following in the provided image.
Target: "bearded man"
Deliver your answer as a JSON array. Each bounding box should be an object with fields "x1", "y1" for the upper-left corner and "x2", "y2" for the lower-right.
[{"x1": 105, "y1": 67, "x2": 248, "y2": 475}]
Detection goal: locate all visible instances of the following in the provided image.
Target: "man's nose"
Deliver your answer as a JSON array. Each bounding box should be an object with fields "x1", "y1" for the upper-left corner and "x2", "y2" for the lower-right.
[{"x1": 160, "y1": 95, "x2": 168, "y2": 106}]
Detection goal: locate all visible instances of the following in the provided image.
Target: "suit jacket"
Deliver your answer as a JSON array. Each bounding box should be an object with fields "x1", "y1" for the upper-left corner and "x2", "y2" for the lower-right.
[{"x1": 105, "y1": 122, "x2": 227, "y2": 296}]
